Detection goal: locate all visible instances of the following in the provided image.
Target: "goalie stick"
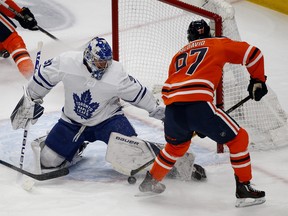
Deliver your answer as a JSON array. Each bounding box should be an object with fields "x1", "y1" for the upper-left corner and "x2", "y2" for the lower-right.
[
  {"x1": 17, "y1": 42, "x2": 43, "y2": 178},
  {"x1": 128, "y1": 95, "x2": 251, "y2": 180},
  {"x1": 0, "y1": 160, "x2": 69, "y2": 181}
]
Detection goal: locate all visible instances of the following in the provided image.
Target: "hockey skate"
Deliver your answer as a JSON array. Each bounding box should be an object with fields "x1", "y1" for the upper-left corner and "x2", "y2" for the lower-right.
[
  {"x1": 191, "y1": 164, "x2": 207, "y2": 181},
  {"x1": 235, "y1": 175, "x2": 266, "y2": 207},
  {"x1": 139, "y1": 171, "x2": 166, "y2": 194},
  {"x1": 0, "y1": 49, "x2": 10, "y2": 58}
]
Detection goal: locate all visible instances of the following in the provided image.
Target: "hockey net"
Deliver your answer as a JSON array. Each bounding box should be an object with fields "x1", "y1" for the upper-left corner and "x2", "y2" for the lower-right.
[{"x1": 112, "y1": 0, "x2": 288, "y2": 152}]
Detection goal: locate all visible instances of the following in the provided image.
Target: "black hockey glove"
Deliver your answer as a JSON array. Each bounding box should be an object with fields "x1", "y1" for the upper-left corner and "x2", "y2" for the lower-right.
[
  {"x1": 15, "y1": 7, "x2": 38, "y2": 31},
  {"x1": 247, "y1": 76, "x2": 268, "y2": 101}
]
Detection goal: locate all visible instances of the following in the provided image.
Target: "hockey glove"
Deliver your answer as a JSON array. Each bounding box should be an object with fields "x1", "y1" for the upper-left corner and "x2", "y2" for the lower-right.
[
  {"x1": 149, "y1": 106, "x2": 165, "y2": 121},
  {"x1": 15, "y1": 7, "x2": 38, "y2": 31},
  {"x1": 247, "y1": 76, "x2": 268, "y2": 101},
  {"x1": 10, "y1": 88, "x2": 44, "y2": 130}
]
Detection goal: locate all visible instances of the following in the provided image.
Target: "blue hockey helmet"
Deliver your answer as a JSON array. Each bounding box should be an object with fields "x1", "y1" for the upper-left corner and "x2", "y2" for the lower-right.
[{"x1": 83, "y1": 37, "x2": 113, "y2": 80}]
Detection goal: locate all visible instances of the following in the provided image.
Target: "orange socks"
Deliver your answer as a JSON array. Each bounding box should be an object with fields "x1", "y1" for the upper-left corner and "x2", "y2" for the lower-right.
[
  {"x1": 150, "y1": 141, "x2": 191, "y2": 181},
  {"x1": 226, "y1": 128, "x2": 252, "y2": 182},
  {"x1": 2, "y1": 31, "x2": 34, "y2": 79}
]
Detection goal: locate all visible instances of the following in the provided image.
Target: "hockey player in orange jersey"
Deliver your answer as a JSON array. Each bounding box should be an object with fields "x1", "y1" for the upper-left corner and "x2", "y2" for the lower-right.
[
  {"x1": 0, "y1": 0, "x2": 38, "y2": 79},
  {"x1": 139, "y1": 19, "x2": 268, "y2": 208}
]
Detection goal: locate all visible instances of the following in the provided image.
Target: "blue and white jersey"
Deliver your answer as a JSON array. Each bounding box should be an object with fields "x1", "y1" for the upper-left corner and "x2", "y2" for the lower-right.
[{"x1": 27, "y1": 51, "x2": 157, "y2": 126}]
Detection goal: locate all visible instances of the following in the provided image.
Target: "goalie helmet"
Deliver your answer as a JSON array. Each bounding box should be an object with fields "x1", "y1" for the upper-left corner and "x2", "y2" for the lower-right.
[
  {"x1": 187, "y1": 19, "x2": 211, "y2": 42},
  {"x1": 83, "y1": 37, "x2": 112, "y2": 80}
]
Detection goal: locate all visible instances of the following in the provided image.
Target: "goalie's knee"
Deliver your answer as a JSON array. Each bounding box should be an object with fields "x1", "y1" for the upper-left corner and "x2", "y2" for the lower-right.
[
  {"x1": 40, "y1": 145, "x2": 66, "y2": 168},
  {"x1": 31, "y1": 135, "x2": 66, "y2": 168}
]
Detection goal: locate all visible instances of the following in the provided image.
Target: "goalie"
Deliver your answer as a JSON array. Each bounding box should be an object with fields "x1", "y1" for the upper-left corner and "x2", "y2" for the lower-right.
[{"x1": 10, "y1": 37, "x2": 206, "y2": 182}]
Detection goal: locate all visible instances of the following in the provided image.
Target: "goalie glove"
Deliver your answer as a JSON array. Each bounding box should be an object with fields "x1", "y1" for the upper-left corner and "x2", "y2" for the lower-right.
[
  {"x1": 247, "y1": 76, "x2": 268, "y2": 101},
  {"x1": 15, "y1": 7, "x2": 38, "y2": 31},
  {"x1": 10, "y1": 87, "x2": 44, "y2": 130},
  {"x1": 149, "y1": 106, "x2": 165, "y2": 121}
]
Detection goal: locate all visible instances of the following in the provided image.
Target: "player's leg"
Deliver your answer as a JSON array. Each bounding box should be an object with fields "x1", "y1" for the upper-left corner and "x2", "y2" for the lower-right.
[
  {"x1": 35, "y1": 119, "x2": 87, "y2": 169},
  {"x1": 2, "y1": 32, "x2": 34, "y2": 79},
  {"x1": 0, "y1": 14, "x2": 14, "y2": 59},
  {"x1": 139, "y1": 103, "x2": 194, "y2": 193},
  {"x1": 197, "y1": 102, "x2": 265, "y2": 207}
]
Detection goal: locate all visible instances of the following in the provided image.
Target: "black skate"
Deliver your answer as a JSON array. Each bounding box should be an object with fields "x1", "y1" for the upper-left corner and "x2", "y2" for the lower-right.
[
  {"x1": 0, "y1": 49, "x2": 10, "y2": 58},
  {"x1": 191, "y1": 164, "x2": 207, "y2": 181},
  {"x1": 139, "y1": 171, "x2": 166, "y2": 194},
  {"x1": 235, "y1": 175, "x2": 266, "y2": 207}
]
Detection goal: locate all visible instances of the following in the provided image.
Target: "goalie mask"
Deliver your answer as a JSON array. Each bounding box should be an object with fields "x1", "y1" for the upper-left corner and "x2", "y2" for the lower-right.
[
  {"x1": 83, "y1": 37, "x2": 112, "y2": 80},
  {"x1": 187, "y1": 19, "x2": 211, "y2": 42}
]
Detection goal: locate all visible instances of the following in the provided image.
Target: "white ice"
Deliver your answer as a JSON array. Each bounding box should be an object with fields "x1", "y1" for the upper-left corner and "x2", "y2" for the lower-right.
[{"x1": 0, "y1": 1, "x2": 288, "y2": 216}]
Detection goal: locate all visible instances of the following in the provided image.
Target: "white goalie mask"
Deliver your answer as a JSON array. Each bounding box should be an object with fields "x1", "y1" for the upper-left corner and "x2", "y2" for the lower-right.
[{"x1": 83, "y1": 37, "x2": 113, "y2": 80}]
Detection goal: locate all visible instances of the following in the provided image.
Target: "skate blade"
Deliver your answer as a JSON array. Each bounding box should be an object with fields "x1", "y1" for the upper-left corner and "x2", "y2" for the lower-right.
[{"x1": 235, "y1": 197, "x2": 266, "y2": 208}]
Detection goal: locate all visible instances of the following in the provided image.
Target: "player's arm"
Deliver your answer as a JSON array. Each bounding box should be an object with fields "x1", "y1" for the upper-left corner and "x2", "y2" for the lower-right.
[
  {"x1": 28, "y1": 57, "x2": 62, "y2": 100},
  {"x1": 224, "y1": 39, "x2": 268, "y2": 101},
  {"x1": 10, "y1": 57, "x2": 61, "y2": 129},
  {"x1": 118, "y1": 74, "x2": 165, "y2": 121},
  {"x1": 0, "y1": 0, "x2": 22, "y2": 17},
  {"x1": 2, "y1": 0, "x2": 38, "y2": 30}
]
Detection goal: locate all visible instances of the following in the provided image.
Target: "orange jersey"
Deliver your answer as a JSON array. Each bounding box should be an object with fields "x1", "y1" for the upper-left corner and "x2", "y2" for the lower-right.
[
  {"x1": 162, "y1": 37, "x2": 266, "y2": 105},
  {"x1": 0, "y1": 0, "x2": 22, "y2": 18}
]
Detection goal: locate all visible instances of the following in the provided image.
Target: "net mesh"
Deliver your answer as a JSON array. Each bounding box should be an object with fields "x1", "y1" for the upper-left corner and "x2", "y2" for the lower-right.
[{"x1": 115, "y1": 0, "x2": 288, "y2": 150}]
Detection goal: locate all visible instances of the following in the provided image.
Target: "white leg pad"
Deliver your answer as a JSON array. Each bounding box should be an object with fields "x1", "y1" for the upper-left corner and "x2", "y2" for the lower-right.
[{"x1": 106, "y1": 132, "x2": 155, "y2": 175}]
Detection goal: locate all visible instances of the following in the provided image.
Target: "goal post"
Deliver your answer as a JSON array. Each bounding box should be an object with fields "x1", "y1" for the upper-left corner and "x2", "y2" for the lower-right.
[{"x1": 111, "y1": 0, "x2": 288, "y2": 152}]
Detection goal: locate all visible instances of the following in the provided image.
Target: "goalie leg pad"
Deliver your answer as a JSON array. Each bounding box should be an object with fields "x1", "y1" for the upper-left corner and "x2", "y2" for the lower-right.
[
  {"x1": 106, "y1": 132, "x2": 157, "y2": 175},
  {"x1": 40, "y1": 145, "x2": 66, "y2": 169}
]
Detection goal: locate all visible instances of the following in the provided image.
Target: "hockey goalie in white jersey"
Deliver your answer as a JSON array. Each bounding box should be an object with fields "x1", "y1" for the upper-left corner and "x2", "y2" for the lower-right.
[{"x1": 10, "y1": 37, "x2": 206, "y2": 182}]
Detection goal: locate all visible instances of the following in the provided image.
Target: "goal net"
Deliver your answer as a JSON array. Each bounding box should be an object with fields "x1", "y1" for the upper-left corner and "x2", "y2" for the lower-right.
[{"x1": 112, "y1": 0, "x2": 288, "y2": 152}]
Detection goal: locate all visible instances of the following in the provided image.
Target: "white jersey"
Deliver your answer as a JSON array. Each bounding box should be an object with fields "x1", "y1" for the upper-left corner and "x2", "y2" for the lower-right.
[{"x1": 27, "y1": 51, "x2": 157, "y2": 126}]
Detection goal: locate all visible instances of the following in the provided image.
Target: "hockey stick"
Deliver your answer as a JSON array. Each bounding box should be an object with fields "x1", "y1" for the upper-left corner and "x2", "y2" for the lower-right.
[
  {"x1": 0, "y1": 160, "x2": 69, "y2": 181},
  {"x1": 19, "y1": 121, "x2": 29, "y2": 170},
  {"x1": 225, "y1": 95, "x2": 251, "y2": 114},
  {"x1": 0, "y1": 1, "x2": 59, "y2": 40},
  {"x1": 130, "y1": 159, "x2": 154, "y2": 176},
  {"x1": 129, "y1": 96, "x2": 251, "y2": 179},
  {"x1": 18, "y1": 41, "x2": 43, "y2": 170}
]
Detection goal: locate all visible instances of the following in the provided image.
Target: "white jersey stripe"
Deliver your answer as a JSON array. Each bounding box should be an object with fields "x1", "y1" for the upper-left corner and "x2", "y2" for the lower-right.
[
  {"x1": 247, "y1": 53, "x2": 263, "y2": 68},
  {"x1": 163, "y1": 78, "x2": 215, "y2": 89},
  {"x1": 243, "y1": 45, "x2": 253, "y2": 66},
  {"x1": 162, "y1": 89, "x2": 214, "y2": 98}
]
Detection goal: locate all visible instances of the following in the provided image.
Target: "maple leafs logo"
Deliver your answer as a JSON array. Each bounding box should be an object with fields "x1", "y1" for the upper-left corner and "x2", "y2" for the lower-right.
[{"x1": 73, "y1": 90, "x2": 99, "y2": 119}]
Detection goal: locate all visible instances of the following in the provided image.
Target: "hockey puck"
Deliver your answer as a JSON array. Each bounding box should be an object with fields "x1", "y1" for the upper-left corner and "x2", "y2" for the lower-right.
[{"x1": 128, "y1": 176, "x2": 136, "y2": 184}]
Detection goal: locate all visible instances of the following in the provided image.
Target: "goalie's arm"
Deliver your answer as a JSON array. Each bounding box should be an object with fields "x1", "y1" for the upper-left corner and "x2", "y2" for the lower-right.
[{"x1": 118, "y1": 74, "x2": 165, "y2": 121}]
